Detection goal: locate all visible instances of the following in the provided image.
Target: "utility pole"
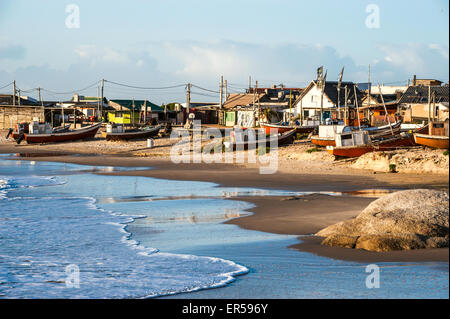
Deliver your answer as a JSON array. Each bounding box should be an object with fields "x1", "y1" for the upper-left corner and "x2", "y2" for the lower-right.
[
  {"x1": 186, "y1": 83, "x2": 191, "y2": 119},
  {"x1": 224, "y1": 79, "x2": 228, "y2": 101},
  {"x1": 38, "y1": 87, "x2": 42, "y2": 105},
  {"x1": 368, "y1": 64, "x2": 371, "y2": 124},
  {"x1": 12, "y1": 80, "x2": 16, "y2": 106},
  {"x1": 101, "y1": 79, "x2": 104, "y2": 122},
  {"x1": 97, "y1": 85, "x2": 100, "y2": 121},
  {"x1": 219, "y1": 75, "x2": 223, "y2": 108},
  {"x1": 248, "y1": 76, "x2": 251, "y2": 93},
  {"x1": 18, "y1": 89, "x2": 21, "y2": 106}
]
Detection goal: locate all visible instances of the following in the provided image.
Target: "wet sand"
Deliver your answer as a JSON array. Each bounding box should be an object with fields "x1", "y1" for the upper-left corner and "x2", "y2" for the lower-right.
[
  {"x1": 0, "y1": 145, "x2": 448, "y2": 263},
  {"x1": 228, "y1": 195, "x2": 449, "y2": 263}
]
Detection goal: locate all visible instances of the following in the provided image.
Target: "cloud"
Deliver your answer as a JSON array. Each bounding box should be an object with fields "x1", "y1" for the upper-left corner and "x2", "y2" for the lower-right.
[
  {"x1": 374, "y1": 43, "x2": 449, "y2": 81},
  {"x1": 0, "y1": 43, "x2": 26, "y2": 60},
  {"x1": 1, "y1": 40, "x2": 448, "y2": 104}
]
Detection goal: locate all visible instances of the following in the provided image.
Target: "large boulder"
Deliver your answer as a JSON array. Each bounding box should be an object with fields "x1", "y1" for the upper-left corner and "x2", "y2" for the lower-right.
[{"x1": 316, "y1": 189, "x2": 449, "y2": 252}]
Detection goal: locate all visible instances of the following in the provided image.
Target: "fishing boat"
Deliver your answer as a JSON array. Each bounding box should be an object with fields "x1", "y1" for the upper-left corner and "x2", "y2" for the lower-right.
[
  {"x1": 102, "y1": 125, "x2": 161, "y2": 141},
  {"x1": 326, "y1": 124, "x2": 425, "y2": 158},
  {"x1": 225, "y1": 129, "x2": 296, "y2": 151},
  {"x1": 311, "y1": 121, "x2": 402, "y2": 147},
  {"x1": 261, "y1": 122, "x2": 315, "y2": 135},
  {"x1": 8, "y1": 123, "x2": 71, "y2": 141},
  {"x1": 21, "y1": 123, "x2": 102, "y2": 144},
  {"x1": 414, "y1": 120, "x2": 449, "y2": 149},
  {"x1": 328, "y1": 132, "x2": 415, "y2": 158}
]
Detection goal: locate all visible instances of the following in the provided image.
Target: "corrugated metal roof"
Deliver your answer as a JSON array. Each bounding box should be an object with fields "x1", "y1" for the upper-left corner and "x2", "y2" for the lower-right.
[
  {"x1": 398, "y1": 86, "x2": 449, "y2": 104},
  {"x1": 222, "y1": 93, "x2": 265, "y2": 109},
  {"x1": 109, "y1": 99, "x2": 164, "y2": 112}
]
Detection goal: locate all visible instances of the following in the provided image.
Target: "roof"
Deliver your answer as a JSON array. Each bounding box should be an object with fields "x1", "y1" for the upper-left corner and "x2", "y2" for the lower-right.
[
  {"x1": 293, "y1": 80, "x2": 360, "y2": 107},
  {"x1": 398, "y1": 86, "x2": 449, "y2": 104},
  {"x1": 222, "y1": 93, "x2": 265, "y2": 109},
  {"x1": 109, "y1": 99, "x2": 164, "y2": 112}
]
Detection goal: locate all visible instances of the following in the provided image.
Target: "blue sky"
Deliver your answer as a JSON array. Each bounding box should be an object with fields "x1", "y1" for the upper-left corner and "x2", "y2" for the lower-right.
[{"x1": 0, "y1": 0, "x2": 448, "y2": 103}]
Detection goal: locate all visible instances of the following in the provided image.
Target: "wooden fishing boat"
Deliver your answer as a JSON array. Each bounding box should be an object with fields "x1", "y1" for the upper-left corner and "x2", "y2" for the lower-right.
[
  {"x1": 327, "y1": 133, "x2": 415, "y2": 158},
  {"x1": 225, "y1": 129, "x2": 296, "y2": 151},
  {"x1": 413, "y1": 121, "x2": 449, "y2": 149},
  {"x1": 311, "y1": 121, "x2": 402, "y2": 147},
  {"x1": 9, "y1": 123, "x2": 71, "y2": 141},
  {"x1": 414, "y1": 134, "x2": 449, "y2": 149},
  {"x1": 21, "y1": 123, "x2": 102, "y2": 144},
  {"x1": 102, "y1": 125, "x2": 161, "y2": 141},
  {"x1": 261, "y1": 122, "x2": 315, "y2": 135}
]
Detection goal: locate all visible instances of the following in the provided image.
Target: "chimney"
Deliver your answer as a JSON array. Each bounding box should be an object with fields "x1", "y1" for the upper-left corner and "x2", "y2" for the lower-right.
[{"x1": 413, "y1": 75, "x2": 417, "y2": 86}]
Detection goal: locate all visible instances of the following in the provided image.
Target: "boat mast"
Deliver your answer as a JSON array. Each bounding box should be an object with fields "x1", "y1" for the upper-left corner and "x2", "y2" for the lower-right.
[
  {"x1": 353, "y1": 85, "x2": 361, "y2": 130},
  {"x1": 289, "y1": 89, "x2": 292, "y2": 125},
  {"x1": 378, "y1": 85, "x2": 394, "y2": 135}
]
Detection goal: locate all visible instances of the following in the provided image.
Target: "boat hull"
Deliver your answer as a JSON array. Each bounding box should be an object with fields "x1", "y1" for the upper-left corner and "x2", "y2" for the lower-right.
[
  {"x1": 328, "y1": 134, "x2": 415, "y2": 158},
  {"x1": 261, "y1": 123, "x2": 315, "y2": 135},
  {"x1": 414, "y1": 133, "x2": 449, "y2": 149},
  {"x1": 24, "y1": 123, "x2": 102, "y2": 144},
  {"x1": 103, "y1": 126, "x2": 161, "y2": 141},
  {"x1": 230, "y1": 129, "x2": 296, "y2": 151},
  {"x1": 311, "y1": 136, "x2": 335, "y2": 147}
]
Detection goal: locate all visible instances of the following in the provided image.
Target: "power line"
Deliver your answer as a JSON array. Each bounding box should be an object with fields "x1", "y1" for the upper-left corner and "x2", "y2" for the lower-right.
[
  {"x1": 190, "y1": 84, "x2": 220, "y2": 94},
  {"x1": 104, "y1": 79, "x2": 186, "y2": 90},
  {"x1": 0, "y1": 81, "x2": 13, "y2": 91},
  {"x1": 41, "y1": 81, "x2": 99, "y2": 95}
]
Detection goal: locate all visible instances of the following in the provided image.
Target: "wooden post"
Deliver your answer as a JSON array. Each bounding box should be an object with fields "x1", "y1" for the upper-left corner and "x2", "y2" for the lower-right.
[
  {"x1": 289, "y1": 89, "x2": 292, "y2": 125},
  {"x1": 344, "y1": 86, "x2": 348, "y2": 125},
  {"x1": 38, "y1": 87, "x2": 42, "y2": 105},
  {"x1": 427, "y1": 85, "x2": 431, "y2": 127},
  {"x1": 354, "y1": 85, "x2": 361, "y2": 130},
  {"x1": 224, "y1": 79, "x2": 228, "y2": 101},
  {"x1": 100, "y1": 79, "x2": 104, "y2": 121},
  {"x1": 144, "y1": 100, "x2": 147, "y2": 124},
  {"x1": 73, "y1": 108, "x2": 76, "y2": 128},
  {"x1": 18, "y1": 89, "x2": 21, "y2": 106},
  {"x1": 248, "y1": 76, "x2": 251, "y2": 92},
  {"x1": 12, "y1": 80, "x2": 16, "y2": 106},
  {"x1": 433, "y1": 91, "x2": 436, "y2": 122},
  {"x1": 300, "y1": 98, "x2": 303, "y2": 126},
  {"x1": 186, "y1": 83, "x2": 191, "y2": 114},
  {"x1": 132, "y1": 99, "x2": 135, "y2": 127},
  {"x1": 378, "y1": 85, "x2": 394, "y2": 135},
  {"x1": 219, "y1": 75, "x2": 223, "y2": 108},
  {"x1": 62, "y1": 107, "x2": 65, "y2": 126},
  {"x1": 51, "y1": 109, "x2": 54, "y2": 128}
]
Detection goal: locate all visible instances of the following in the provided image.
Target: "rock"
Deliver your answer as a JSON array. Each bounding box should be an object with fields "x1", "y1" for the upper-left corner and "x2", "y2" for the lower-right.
[{"x1": 316, "y1": 189, "x2": 449, "y2": 252}]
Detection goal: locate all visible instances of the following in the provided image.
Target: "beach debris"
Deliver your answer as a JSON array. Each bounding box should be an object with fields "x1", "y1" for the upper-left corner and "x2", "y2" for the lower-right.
[{"x1": 316, "y1": 189, "x2": 449, "y2": 252}]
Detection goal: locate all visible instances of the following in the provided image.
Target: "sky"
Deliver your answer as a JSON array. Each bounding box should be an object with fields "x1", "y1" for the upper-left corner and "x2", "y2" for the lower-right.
[{"x1": 0, "y1": 0, "x2": 448, "y2": 104}]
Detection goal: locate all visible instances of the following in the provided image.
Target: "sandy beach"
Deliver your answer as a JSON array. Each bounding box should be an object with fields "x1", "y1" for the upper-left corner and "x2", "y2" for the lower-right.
[{"x1": 1, "y1": 132, "x2": 448, "y2": 264}]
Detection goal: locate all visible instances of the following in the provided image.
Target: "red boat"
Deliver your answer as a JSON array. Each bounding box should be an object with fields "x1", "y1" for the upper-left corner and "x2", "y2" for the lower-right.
[
  {"x1": 261, "y1": 122, "x2": 315, "y2": 135},
  {"x1": 328, "y1": 133, "x2": 416, "y2": 158},
  {"x1": 311, "y1": 121, "x2": 402, "y2": 147},
  {"x1": 21, "y1": 123, "x2": 102, "y2": 144}
]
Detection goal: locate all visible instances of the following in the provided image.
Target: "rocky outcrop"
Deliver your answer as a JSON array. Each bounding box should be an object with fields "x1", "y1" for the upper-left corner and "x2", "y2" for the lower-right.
[{"x1": 316, "y1": 189, "x2": 449, "y2": 252}]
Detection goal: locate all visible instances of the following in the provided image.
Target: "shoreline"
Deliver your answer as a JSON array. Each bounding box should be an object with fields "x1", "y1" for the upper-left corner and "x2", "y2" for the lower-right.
[{"x1": 1, "y1": 146, "x2": 448, "y2": 263}]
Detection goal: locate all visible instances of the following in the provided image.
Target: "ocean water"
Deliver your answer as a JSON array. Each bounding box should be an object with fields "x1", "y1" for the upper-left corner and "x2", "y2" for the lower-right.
[{"x1": 0, "y1": 157, "x2": 448, "y2": 299}]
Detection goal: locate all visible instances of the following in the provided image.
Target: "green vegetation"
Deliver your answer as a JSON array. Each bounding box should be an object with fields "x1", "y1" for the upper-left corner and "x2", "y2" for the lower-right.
[
  {"x1": 306, "y1": 147, "x2": 322, "y2": 153},
  {"x1": 257, "y1": 146, "x2": 271, "y2": 156},
  {"x1": 443, "y1": 150, "x2": 449, "y2": 156},
  {"x1": 389, "y1": 164, "x2": 397, "y2": 173}
]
